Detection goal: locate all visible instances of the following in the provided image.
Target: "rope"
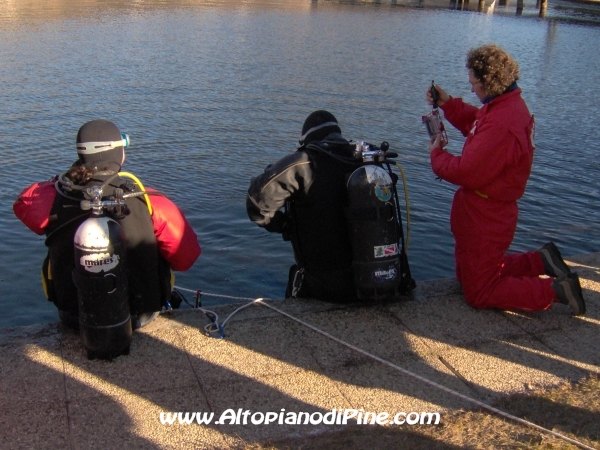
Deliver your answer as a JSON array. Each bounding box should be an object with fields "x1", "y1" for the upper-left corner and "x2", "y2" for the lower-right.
[
  {"x1": 395, "y1": 162, "x2": 411, "y2": 250},
  {"x1": 175, "y1": 286, "x2": 260, "y2": 303},
  {"x1": 174, "y1": 288, "x2": 595, "y2": 450},
  {"x1": 255, "y1": 299, "x2": 595, "y2": 450},
  {"x1": 173, "y1": 287, "x2": 264, "y2": 338}
]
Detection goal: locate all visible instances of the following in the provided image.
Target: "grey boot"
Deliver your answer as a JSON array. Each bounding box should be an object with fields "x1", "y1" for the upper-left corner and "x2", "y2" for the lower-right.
[
  {"x1": 552, "y1": 273, "x2": 586, "y2": 316},
  {"x1": 539, "y1": 242, "x2": 571, "y2": 278}
]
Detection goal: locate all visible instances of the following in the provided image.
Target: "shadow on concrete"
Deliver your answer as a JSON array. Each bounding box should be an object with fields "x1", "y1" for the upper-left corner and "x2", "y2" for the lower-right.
[
  {"x1": 265, "y1": 424, "x2": 467, "y2": 449},
  {"x1": 2, "y1": 254, "x2": 598, "y2": 448},
  {"x1": 495, "y1": 392, "x2": 600, "y2": 444}
]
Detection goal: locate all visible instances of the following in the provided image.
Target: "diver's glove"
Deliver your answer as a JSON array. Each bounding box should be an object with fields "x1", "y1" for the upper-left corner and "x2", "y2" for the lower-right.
[{"x1": 264, "y1": 210, "x2": 288, "y2": 234}]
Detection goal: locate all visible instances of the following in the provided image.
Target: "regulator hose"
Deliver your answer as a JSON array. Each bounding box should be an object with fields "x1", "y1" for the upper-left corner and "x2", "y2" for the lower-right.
[{"x1": 118, "y1": 171, "x2": 153, "y2": 215}]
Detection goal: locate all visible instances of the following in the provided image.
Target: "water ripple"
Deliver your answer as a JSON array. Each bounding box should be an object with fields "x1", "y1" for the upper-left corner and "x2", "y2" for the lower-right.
[{"x1": 1, "y1": 0, "x2": 599, "y2": 326}]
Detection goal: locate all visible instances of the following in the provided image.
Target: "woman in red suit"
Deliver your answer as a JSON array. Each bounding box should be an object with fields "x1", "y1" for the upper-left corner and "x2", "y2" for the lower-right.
[{"x1": 427, "y1": 44, "x2": 585, "y2": 316}]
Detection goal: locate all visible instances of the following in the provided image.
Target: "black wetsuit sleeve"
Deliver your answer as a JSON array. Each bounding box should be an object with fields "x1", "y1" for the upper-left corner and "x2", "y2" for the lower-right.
[{"x1": 246, "y1": 151, "x2": 313, "y2": 228}]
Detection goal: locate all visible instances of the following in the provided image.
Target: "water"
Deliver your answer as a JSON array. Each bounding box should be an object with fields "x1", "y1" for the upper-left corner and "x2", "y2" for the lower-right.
[{"x1": 1, "y1": 0, "x2": 599, "y2": 328}]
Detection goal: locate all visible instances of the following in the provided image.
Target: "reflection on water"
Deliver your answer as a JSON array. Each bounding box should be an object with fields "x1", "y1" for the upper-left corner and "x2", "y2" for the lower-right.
[
  {"x1": 2, "y1": 0, "x2": 600, "y2": 21},
  {"x1": 1, "y1": 0, "x2": 599, "y2": 327}
]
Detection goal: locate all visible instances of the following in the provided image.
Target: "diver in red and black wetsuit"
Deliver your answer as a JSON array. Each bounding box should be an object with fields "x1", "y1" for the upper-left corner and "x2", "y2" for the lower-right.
[{"x1": 14, "y1": 119, "x2": 201, "y2": 328}]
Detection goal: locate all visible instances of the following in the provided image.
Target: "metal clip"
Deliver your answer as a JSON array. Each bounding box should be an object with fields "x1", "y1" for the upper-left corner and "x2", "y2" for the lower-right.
[
  {"x1": 163, "y1": 300, "x2": 173, "y2": 315},
  {"x1": 204, "y1": 311, "x2": 224, "y2": 339},
  {"x1": 291, "y1": 268, "x2": 305, "y2": 298}
]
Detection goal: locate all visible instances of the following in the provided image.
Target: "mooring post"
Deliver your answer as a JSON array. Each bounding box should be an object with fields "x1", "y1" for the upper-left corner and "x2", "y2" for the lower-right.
[{"x1": 539, "y1": 0, "x2": 547, "y2": 17}]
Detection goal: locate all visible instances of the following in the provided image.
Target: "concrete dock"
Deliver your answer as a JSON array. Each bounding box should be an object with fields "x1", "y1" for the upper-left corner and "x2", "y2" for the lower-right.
[{"x1": 1, "y1": 252, "x2": 599, "y2": 449}]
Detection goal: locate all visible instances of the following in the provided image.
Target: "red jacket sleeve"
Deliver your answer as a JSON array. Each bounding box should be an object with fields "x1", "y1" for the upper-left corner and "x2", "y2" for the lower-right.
[
  {"x1": 147, "y1": 188, "x2": 201, "y2": 271},
  {"x1": 13, "y1": 179, "x2": 58, "y2": 235},
  {"x1": 430, "y1": 118, "x2": 515, "y2": 191},
  {"x1": 440, "y1": 97, "x2": 479, "y2": 137},
  {"x1": 432, "y1": 90, "x2": 534, "y2": 201}
]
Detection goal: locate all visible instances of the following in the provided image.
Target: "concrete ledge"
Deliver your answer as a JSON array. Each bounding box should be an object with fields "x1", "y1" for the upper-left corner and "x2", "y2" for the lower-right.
[{"x1": 1, "y1": 253, "x2": 599, "y2": 449}]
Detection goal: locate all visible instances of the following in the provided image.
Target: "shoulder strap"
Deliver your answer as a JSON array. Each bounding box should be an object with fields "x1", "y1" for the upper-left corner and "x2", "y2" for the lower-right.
[{"x1": 303, "y1": 141, "x2": 359, "y2": 166}]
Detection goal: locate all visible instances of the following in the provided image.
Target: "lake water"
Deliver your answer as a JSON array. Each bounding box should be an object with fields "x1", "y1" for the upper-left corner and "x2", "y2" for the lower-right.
[{"x1": 1, "y1": 0, "x2": 599, "y2": 328}]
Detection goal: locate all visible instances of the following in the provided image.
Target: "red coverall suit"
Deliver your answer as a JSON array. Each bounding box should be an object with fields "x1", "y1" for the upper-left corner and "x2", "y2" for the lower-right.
[
  {"x1": 430, "y1": 88, "x2": 556, "y2": 311},
  {"x1": 13, "y1": 181, "x2": 200, "y2": 272},
  {"x1": 14, "y1": 176, "x2": 201, "y2": 317}
]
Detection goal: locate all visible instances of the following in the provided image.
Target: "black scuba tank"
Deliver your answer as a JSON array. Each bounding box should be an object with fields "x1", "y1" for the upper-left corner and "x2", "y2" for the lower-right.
[
  {"x1": 72, "y1": 201, "x2": 132, "y2": 360},
  {"x1": 346, "y1": 163, "x2": 402, "y2": 300}
]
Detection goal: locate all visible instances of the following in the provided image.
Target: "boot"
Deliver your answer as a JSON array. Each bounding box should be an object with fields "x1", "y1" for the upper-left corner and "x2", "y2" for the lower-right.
[
  {"x1": 552, "y1": 273, "x2": 586, "y2": 316},
  {"x1": 539, "y1": 242, "x2": 571, "y2": 278}
]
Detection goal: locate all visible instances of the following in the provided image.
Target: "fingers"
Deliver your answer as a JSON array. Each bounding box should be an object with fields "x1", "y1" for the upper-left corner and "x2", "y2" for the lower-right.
[
  {"x1": 429, "y1": 131, "x2": 449, "y2": 152},
  {"x1": 426, "y1": 84, "x2": 449, "y2": 107},
  {"x1": 425, "y1": 88, "x2": 434, "y2": 105},
  {"x1": 434, "y1": 85, "x2": 449, "y2": 105},
  {"x1": 429, "y1": 132, "x2": 441, "y2": 151}
]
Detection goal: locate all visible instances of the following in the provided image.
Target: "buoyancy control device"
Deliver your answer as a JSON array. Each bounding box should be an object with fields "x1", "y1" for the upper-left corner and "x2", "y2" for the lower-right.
[
  {"x1": 72, "y1": 185, "x2": 132, "y2": 360},
  {"x1": 300, "y1": 139, "x2": 415, "y2": 300},
  {"x1": 345, "y1": 141, "x2": 415, "y2": 299}
]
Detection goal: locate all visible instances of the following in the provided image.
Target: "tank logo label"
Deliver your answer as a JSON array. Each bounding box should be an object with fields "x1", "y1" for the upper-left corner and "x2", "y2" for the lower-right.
[
  {"x1": 374, "y1": 244, "x2": 398, "y2": 258},
  {"x1": 364, "y1": 166, "x2": 393, "y2": 202},
  {"x1": 80, "y1": 253, "x2": 120, "y2": 273},
  {"x1": 372, "y1": 266, "x2": 398, "y2": 282},
  {"x1": 375, "y1": 185, "x2": 392, "y2": 202}
]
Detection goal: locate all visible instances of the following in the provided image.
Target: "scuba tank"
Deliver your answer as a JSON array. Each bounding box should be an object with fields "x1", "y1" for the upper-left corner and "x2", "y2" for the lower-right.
[
  {"x1": 299, "y1": 138, "x2": 415, "y2": 301},
  {"x1": 72, "y1": 185, "x2": 132, "y2": 360},
  {"x1": 345, "y1": 141, "x2": 415, "y2": 300}
]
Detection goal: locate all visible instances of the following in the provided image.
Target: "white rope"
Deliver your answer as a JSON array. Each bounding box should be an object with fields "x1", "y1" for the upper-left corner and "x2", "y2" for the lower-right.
[
  {"x1": 176, "y1": 286, "x2": 259, "y2": 303},
  {"x1": 174, "y1": 288, "x2": 595, "y2": 450},
  {"x1": 173, "y1": 287, "x2": 264, "y2": 336}
]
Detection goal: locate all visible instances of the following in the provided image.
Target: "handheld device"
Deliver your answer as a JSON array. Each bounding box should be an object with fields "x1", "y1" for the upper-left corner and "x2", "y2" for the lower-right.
[
  {"x1": 429, "y1": 80, "x2": 439, "y2": 108},
  {"x1": 422, "y1": 80, "x2": 448, "y2": 142}
]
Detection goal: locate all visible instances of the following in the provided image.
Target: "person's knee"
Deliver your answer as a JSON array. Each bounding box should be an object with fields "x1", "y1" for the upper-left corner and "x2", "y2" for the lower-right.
[
  {"x1": 461, "y1": 280, "x2": 491, "y2": 309},
  {"x1": 464, "y1": 295, "x2": 490, "y2": 309}
]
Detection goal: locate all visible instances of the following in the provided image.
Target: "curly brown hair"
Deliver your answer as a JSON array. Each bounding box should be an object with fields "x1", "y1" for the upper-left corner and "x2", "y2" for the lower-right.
[
  {"x1": 65, "y1": 164, "x2": 95, "y2": 186},
  {"x1": 466, "y1": 44, "x2": 520, "y2": 98}
]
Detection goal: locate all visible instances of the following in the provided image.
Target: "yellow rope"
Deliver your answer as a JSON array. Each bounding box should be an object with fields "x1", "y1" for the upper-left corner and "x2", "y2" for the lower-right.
[{"x1": 394, "y1": 162, "x2": 411, "y2": 250}]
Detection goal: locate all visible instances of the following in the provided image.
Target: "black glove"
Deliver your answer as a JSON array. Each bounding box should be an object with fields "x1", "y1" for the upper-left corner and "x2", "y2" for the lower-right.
[{"x1": 264, "y1": 210, "x2": 288, "y2": 234}]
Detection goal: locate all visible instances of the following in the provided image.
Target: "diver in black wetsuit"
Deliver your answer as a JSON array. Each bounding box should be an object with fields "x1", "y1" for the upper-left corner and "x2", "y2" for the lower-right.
[{"x1": 246, "y1": 111, "x2": 358, "y2": 302}]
